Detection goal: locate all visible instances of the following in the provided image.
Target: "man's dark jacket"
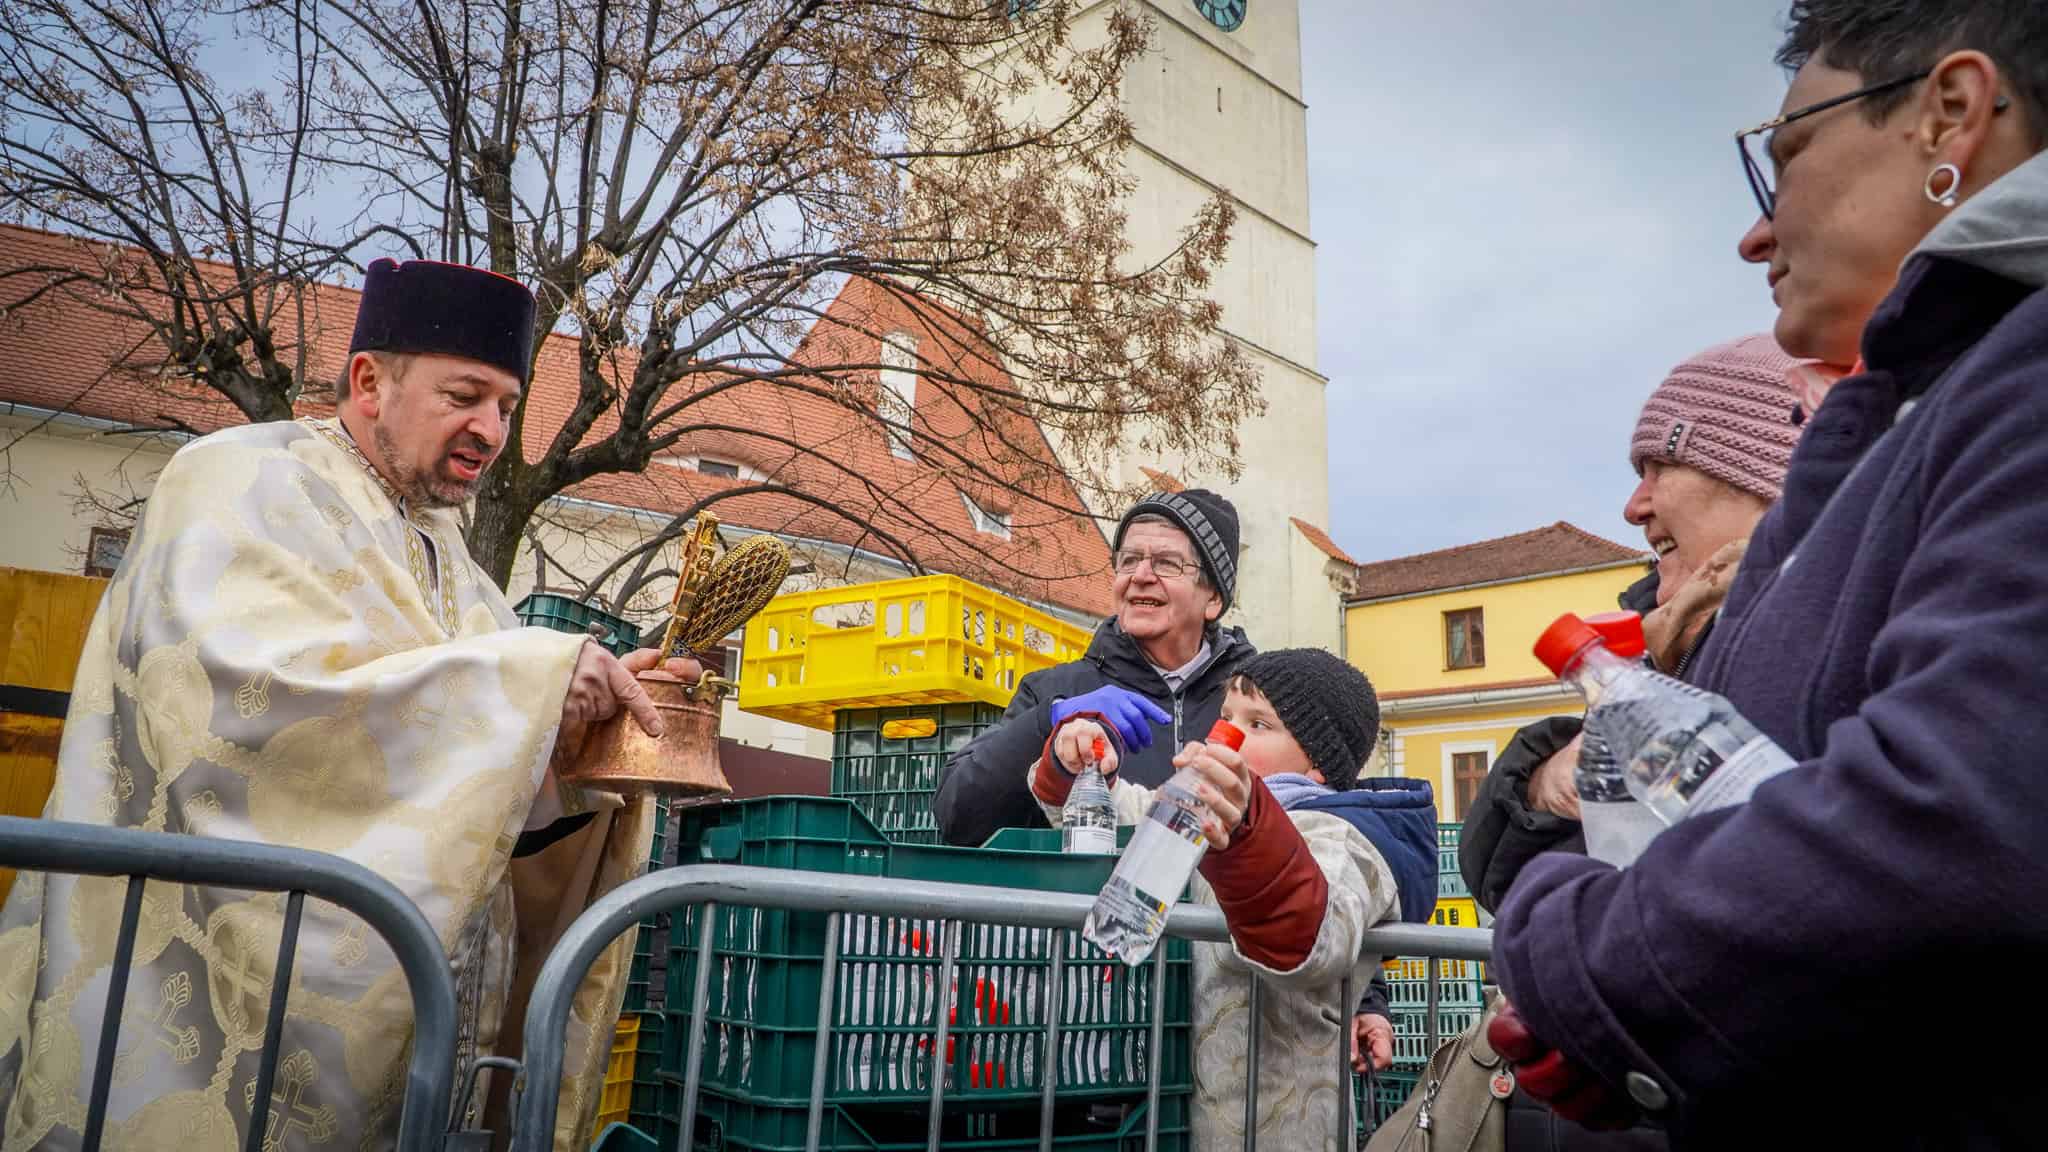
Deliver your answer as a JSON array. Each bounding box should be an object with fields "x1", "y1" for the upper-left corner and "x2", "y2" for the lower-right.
[{"x1": 933, "y1": 618, "x2": 1252, "y2": 847}]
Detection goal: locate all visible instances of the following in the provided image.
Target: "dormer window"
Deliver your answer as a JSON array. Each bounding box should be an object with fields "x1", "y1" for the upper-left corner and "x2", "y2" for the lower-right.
[
  {"x1": 961, "y1": 491, "x2": 1011, "y2": 539},
  {"x1": 879, "y1": 332, "x2": 918, "y2": 459},
  {"x1": 654, "y1": 454, "x2": 757, "y2": 481}
]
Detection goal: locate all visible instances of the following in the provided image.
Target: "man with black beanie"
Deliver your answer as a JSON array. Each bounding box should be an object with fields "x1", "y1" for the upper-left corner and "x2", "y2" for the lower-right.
[{"x1": 934, "y1": 488, "x2": 1256, "y2": 846}]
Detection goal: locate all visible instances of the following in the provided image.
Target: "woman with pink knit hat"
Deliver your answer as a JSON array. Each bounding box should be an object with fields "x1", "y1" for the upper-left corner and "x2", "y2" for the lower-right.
[
  {"x1": 1620, "y1": 331, "x2": 1814, "y2": 677},
  {"x1": 1365, "y1": 332, "x2": 1809, "y2": 1152}
]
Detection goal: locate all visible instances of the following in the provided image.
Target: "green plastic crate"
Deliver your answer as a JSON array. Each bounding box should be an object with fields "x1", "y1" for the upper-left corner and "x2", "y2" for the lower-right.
[
  {"x1": 1367, "y1": 1069, "x2": 1420, "y2": 1126},
  {"x1": 654, "y1": 798, "x2": 1192, "y2": 1113},
  {"x1": 516, "y1": 592, "x2": 643, "y2": 657},
  {"x1": 1385, "y1": 973, "x2": 1485, "y2": 1012},
  {"x1": 590, "y1": 1120, "x2": 659, "y2": 1152},
  {"x1": 1390, "y1": 1006, "x2": 1484, "y2": 1068},
  {"x1": 625, "y1": 796, "x2": 679, "y2": 1014},
  {"x1": 637, "y1": 1012, "x2": 666, "y2": 1063},
  {"x1": 632, "y1": 1071, "x2": 1188, "y2": 1152},
  {"x1": 831, "y1": 704, "x2": 1003, "y2": 844},
  {"x1": 1437, "y1": 822, "x2": 1462, "y2": 851}
]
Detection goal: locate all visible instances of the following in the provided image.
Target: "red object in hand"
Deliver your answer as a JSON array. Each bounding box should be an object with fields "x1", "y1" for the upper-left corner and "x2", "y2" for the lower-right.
[
  {"x1": 1091, "y1": 736, "x2": 1107, "y2": 763},
  {"x1": 1207, "y1": 720, "x2": 1245, "y2": 750},
  {"x1": 1487, "y1": 1004, "x2": 1640, "y2": 1130}
]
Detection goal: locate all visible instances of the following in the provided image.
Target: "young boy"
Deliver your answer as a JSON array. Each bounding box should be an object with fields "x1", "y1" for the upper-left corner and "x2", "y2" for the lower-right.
[{"x1": 1030, "y1": 648, "x2": 1438, "y2": 1152}]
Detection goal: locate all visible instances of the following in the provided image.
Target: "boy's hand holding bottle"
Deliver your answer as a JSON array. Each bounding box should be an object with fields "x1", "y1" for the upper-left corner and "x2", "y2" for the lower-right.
[
  {"x1": 1167, "y1": 736, "x2": 1252, "y2": 851},
  {"x1": 1054, "y1": 721, "x2": 1252, "y2": 849}
]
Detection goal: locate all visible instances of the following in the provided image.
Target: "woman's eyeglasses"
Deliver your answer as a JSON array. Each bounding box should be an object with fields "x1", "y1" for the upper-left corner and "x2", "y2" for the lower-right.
[{"x1": 1736, "y1": 70, "x2": 1931, "y2": 220}]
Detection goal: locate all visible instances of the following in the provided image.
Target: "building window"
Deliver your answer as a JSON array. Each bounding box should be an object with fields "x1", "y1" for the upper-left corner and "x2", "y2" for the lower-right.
[
  {"x1": 1444, "y1": 607, "x2": 1485, "y2": 669},
  {"x1": 878, "y1": 332, "x2": 918, "y2": 459},
  {"x1": 655, "y1": 454, "x2": 755, "y2": 480},
  {"x1": 960, "y1": 491, "x2": 1011, "y2": 539},
  {"x1": 1452, "y1": 749, "x2": 1489, "y2": 820},
  {"x1": 85, "y1": 527, "x2": 129, "y2": 578}
]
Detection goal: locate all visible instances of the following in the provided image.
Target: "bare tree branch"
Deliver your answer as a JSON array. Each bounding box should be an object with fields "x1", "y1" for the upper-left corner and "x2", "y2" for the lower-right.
[{"x1": 2, "y1": 0, "x2": 1261, "y2": 607}]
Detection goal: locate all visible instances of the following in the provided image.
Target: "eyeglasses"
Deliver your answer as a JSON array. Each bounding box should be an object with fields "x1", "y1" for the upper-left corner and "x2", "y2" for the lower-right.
[
  {"x1": 1113, "y1": 549, "x2": 1199, "y2": 580},
  {"x1": 1737, "y1": 70, "x2": 1931, "y2": 220}
]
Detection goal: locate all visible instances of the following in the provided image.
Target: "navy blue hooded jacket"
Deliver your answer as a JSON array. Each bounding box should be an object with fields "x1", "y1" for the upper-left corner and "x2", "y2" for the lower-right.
[{"x1": 1291, "y1": 776, "x2": 1439, "y2": 924}]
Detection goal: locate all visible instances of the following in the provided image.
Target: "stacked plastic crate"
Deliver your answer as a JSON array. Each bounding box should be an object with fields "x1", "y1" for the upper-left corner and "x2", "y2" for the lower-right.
[
  {"x1": 613, "y1": 576, "x2": 1162, "y2": 1149},
  {"x1": 1361, "y1": 821, "x2": 1486, "y2": 1129},
  {"x1": 624, "y1": 797, "x2": 1194, "y2": 1151},
  {"x1": 739, "y1": 574, "x2": 1092, "y2": 849},
  {"x1": 829, "y1": 703, "x2": 1004, "y2": 843},
  {"x1": 515, "y1": 593, "x2": 644, "y2": 657}
]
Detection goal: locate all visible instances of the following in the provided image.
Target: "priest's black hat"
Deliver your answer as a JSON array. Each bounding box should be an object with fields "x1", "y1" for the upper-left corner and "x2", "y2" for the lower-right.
[{"x1": 348, "y1": 258, "x2": 538, "y2": 382}]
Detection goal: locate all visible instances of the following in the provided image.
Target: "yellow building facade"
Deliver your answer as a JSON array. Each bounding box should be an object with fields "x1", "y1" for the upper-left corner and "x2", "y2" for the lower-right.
[{"x1": 1342, "y1": 523, "x2": 1651, "y2": 822}]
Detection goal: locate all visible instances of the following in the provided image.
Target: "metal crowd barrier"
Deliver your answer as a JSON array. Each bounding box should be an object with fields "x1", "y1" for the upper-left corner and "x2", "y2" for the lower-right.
[
  {"x1": 510, "y1": 864, "x2": 1493, "y2": 1152},
  {"x1": 0, "y1": 815, "x2": 459, "y2": 1152}
]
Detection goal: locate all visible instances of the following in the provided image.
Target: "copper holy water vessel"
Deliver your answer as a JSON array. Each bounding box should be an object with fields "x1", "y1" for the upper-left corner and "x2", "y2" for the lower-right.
[
  {"x1": 565, "y1": 667, "x2": 735, "y2": 796},
  {"x1": 561, "y1": 515, "x2": 790, "y2": 796}
]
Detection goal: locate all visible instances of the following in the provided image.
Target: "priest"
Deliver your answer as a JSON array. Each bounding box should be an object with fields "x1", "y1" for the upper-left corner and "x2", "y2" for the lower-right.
[{"x1": 0, "y1": 258, "x2": 681, "y2": 1149}]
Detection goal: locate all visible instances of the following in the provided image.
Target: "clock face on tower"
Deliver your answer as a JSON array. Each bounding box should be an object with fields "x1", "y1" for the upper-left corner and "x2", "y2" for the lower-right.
[{"x1": 1192, "y1": 0, "x2": 1245, "y2": 33}]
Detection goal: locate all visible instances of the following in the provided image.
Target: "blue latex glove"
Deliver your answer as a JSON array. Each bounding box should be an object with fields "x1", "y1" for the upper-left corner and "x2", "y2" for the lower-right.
[{"x1": 1049, "y1": 684, "x2": 1172, "y2": 752}]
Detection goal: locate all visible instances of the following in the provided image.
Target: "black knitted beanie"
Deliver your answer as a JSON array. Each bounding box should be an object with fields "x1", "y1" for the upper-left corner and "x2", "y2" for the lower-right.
[{"x1": 1233, "y1": 649, "x2": 1380, "y2": 790}]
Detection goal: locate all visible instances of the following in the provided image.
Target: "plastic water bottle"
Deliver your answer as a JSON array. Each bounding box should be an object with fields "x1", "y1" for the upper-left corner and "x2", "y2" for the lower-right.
[
  {"x1": 1081, "y1": 719, "x2": 1245, "y2": 965},
  {"x1": 1535, "y1": 613, "x2": 1797, "y2": 832},
  {"x1": 1569, "y1": 612, "x2": 1670, "y2": 866},
  {"x1": 1063, "y1": 736, "x2": 1118, "y2": 856}
]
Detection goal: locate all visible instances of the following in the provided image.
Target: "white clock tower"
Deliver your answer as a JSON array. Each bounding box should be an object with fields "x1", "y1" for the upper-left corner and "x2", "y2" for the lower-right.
[{"x1": 1078, "y1": 0, "x2": 1340, "y2": 649}]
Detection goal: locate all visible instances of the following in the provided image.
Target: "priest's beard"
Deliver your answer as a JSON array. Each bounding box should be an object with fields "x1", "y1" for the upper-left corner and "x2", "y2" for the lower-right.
[{"x1": 373, "y1": 416, "x2": 483, "y2": 508}]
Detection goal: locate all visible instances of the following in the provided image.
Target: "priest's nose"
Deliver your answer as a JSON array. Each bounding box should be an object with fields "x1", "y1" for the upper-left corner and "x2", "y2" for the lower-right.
[{"x1": 465, "y1": 414, "x2": 503, "y2": 460}]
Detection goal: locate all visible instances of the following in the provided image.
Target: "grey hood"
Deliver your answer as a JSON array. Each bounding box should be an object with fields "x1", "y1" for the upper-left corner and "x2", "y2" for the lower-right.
[{"x1": 1911, "y1": 147, "x2": 2048, "y2": 287}]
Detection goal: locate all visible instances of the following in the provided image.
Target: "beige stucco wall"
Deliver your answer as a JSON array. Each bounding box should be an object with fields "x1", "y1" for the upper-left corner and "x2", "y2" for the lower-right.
[
  {"x1": 933, "y1": 1, "x2": 1337, "y2": 655},
  {"x1": 1284, "y1": 524, "x2": 1343, "y2": 653},
  {"x1": 0, "y1": 411, "x2": 174, "y2": 575},
  {"x1": 1107, "y1": 1, "x2": 1334, "y2": 652}
]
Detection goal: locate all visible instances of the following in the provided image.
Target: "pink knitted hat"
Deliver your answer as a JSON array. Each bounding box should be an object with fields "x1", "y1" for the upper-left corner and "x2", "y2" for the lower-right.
[{"x1": 1630, "y1": 333, "x2": 1811, "y2": 503}]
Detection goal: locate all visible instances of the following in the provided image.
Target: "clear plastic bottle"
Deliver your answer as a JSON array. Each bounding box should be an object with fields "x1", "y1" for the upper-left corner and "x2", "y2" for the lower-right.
[
  {"x1": 1535, "y1": 613, "x2": 1797, "y2": 832},
  {"x1": 1063, "y1": 736, "x2": 1118, "y2": 856},
  {"x1": 1082, "y1": 719, "x2": 1244, "y2": 965},
  {"x1": 1569, "y1": 612, "x2": 1669, "y2": 866}
]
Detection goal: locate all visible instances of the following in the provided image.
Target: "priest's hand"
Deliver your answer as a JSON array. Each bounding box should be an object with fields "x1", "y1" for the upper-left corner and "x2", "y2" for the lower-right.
[
  {"x1": 558, "y1": 641, "x2": 670, "y2": 755},
  {"x1": 619, "y1": 647, "x2": 705, "y2": 683}
]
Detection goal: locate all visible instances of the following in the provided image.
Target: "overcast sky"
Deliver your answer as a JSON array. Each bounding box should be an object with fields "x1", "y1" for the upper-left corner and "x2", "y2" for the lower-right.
[{"x1": 1302, "y1": 2, "x2": 1793, "y2": 563}]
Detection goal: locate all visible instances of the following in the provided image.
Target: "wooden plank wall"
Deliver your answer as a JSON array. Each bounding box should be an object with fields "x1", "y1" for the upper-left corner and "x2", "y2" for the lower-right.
[{"x1": 0, "y1": 567, "x2": 107, "y2": 902}]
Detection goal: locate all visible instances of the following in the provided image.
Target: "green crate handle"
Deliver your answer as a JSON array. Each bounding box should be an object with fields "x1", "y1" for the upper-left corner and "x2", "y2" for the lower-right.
[{"x1": 702, "y1": 825, "x2": 744, "y2": 863}]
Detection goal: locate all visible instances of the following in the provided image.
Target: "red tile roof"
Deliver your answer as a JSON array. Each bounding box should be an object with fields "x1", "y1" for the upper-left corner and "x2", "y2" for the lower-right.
[
  {"x1": 1378, "y1": 675, "x2": 1558, "y2": 702},
  {"x1": 1348, "y1": 522, "x2": 1649, "y2": 603},
  {"x1": 1289, "y1": 517, "x2": 1356, "y2": 565},
  {"x1": 0, "y1": 225, "x2": 1114, "y2": 615},
  {"x1": 1138, "y1": 466, "x2": 1185, "y2": 493}
]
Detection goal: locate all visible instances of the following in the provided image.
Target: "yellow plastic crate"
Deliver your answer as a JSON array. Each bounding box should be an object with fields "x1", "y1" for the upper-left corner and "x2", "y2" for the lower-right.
[
  {"x1": 1382, "y1": 955, "x2": 1483, "y2": 983},
  {"x1": 596, "y1": 1013, "x2": 639, "y2": 1131},
  {"x1": 737, "y1": 574, "x2": 1093, "y2": 730},
  {"x1": 1430, "y1": 896, "x2": 1481, "y2": 929}
]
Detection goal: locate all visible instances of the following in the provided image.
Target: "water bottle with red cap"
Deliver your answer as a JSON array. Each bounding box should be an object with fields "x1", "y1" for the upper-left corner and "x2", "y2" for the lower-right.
[
  {"x1": 1568, "y1": 612, "x2": 1672, "y2": 864},
  {"x1": 1062, "y1": 735, "x2": 1118, "y2": 856},
  {"x1": 1535, "y1": 612, "x2": 1797, "y2": 839},
  {"x1": 1083, "y1": 719, "x2": 1245, "y2": 965}
]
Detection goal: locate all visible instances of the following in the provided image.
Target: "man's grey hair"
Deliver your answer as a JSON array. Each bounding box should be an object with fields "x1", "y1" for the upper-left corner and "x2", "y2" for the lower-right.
[{"x1": 1120, "y1": 513, "x2": 1211, "y2": 588}]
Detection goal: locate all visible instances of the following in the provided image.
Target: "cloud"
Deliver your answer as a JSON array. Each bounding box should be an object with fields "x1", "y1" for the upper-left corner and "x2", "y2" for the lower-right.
[{"x1": 1305, "y1": 1, "x2": 1792, "y2": 560}]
